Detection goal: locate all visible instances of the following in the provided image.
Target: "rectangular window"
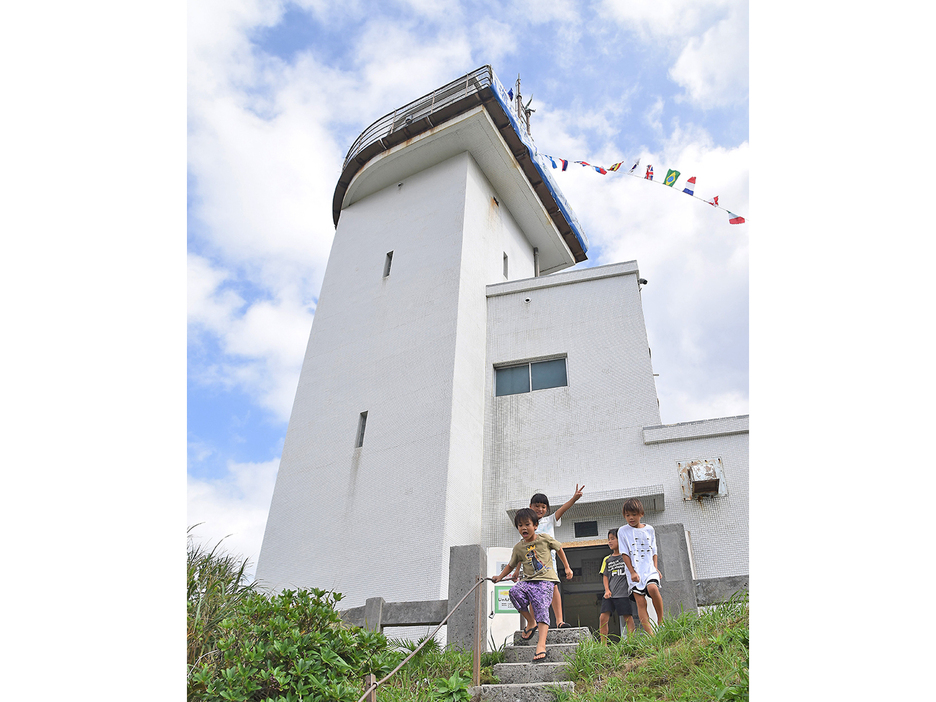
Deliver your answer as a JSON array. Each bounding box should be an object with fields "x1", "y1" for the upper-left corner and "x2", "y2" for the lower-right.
[
  {"x1": 574, "y1": 521, "x2": 599, "y2": 538},
  {"x1": 495, "y1": 357, "x2": 567, "y2": 396},
  {"x1": 355, "y1": 411, "x2": 368, "y2": 447},
  {"x1": 495, "y1": 365, "x2": 529, "y2": 396},
  {"x1": 503, "y1": 252, "x2": 508, "y2": 279},
  {"x1": 383, "y1": 251, "x2": 393, "y2": 277},
  {"x1": 531, "y1": 358, "x2": 567, "y2": 391}
]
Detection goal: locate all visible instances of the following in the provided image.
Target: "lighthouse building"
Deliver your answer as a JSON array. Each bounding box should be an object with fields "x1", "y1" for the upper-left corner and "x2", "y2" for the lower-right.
[{"x1": 256, "y1": 67, "x2": 748, "y2": 632}]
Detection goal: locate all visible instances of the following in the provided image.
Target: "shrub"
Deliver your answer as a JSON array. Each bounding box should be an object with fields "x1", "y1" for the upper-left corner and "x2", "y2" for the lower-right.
[{"x1": 188, "y1": 587, "x2": 403, "y2": 702}]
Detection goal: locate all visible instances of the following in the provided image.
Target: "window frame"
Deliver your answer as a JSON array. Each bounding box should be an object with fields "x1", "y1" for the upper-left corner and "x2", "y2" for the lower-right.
[{"x1": 494, "y1": 356, "x2": 568, "y2": 397}]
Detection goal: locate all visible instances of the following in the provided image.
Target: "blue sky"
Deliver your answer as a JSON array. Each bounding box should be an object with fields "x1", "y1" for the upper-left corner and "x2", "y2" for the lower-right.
[{"x1": 187, "y1": 0, "x2": 750, "y2": 577}]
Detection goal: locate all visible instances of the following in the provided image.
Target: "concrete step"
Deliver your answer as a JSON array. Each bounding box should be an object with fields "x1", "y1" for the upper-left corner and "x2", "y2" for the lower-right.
[
  {"x1": 511, "y1": 626, "x2": 593, "y2": 646},
  {"x1": 492, "y1": 661, "x2": 568, "y2": 684},
  {"x1": 468, "y1": 681, "x2": 574, "y2": 702},
  {"x1": 504, "y1": 642, "x2": 578, "y2": 664}
]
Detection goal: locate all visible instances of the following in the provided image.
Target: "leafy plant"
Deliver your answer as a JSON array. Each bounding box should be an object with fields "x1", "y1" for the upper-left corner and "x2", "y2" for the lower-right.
[
  {"x1": 188, "y1": 587, "x2": 402, "y2": 701},
  {"x1": 431, "y1": 672, "x2": 472, "y2": 702}
]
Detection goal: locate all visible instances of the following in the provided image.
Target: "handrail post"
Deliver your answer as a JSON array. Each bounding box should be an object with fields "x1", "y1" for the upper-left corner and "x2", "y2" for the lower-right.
[
  {"x1": 473, "y1": 576, "x2": 482, "y2": 686},
  {"x1": 363, "y1": 674, "x2": 377, "y2": 702}
]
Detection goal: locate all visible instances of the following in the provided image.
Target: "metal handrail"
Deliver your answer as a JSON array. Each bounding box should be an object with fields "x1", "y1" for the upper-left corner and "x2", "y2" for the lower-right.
[
  {"x1": 342, "y1": 66, "x2": 494, "y2": 171},
  {"x1": 356, "y1": 576, "x2": 493, "y2": 702}
]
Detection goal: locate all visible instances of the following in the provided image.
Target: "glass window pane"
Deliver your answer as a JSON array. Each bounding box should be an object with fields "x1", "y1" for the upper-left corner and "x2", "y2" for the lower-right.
[
  {"x1": 531, "y1": 358, "x2": 567, "y2": 391},
  {"x1": 495, "y1": 365, "x2": 530, "y2": 396}
]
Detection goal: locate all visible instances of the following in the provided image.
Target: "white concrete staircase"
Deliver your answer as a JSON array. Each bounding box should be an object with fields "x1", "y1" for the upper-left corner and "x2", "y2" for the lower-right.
[{"x1": 468, "y1": 626, "x2": 592, "y2": 702}]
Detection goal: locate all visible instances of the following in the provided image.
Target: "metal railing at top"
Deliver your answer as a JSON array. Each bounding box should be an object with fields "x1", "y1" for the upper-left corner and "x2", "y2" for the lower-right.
[
  {"x1": 342, "y1": 66, "x2": 495, "y2": 172},
  {"x1": 356, "y1": 576, "x2": 493, "y2": 702}
]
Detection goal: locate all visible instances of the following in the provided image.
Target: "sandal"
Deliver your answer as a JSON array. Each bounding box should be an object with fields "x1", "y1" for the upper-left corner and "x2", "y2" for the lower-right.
[
  {"x1": 520, "y1": 626, "x2": 536, "y2": 641},
  {"x1": 557, "y1": 622, "x2": 572, "y2": 629},
  {"x1": 532, "y1": 651, "x2": 547, "y2": 663}
]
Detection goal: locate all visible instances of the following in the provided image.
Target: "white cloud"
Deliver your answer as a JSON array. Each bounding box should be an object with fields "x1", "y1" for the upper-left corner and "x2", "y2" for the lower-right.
[
  {"x1": 188, "y1": 458, "x2": 280, "y2": 581},
  {"x1": 599, "y1": 0, "x2": 731, "y2": 43},
  {"x1": 187, "y1": 253, "x2": 245, "y2": 333},
  {"x1": 599, "y1": 0, "x2": 747, "y2": 109},
  {"x1": 471, "y1": 18, "x2": 517, "y2": 67},
  {"x1": 669, "y1": 4, "x2": 748, "y2": 108}
]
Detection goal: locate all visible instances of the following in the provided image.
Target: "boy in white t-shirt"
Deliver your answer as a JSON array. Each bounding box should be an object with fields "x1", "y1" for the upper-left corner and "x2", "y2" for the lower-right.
[
  {"x1": 510, "y1": 484, "x2": 584, "y2": 628},
  {"x1": 617, "y1": 497, "x2": 664, "y2": 634}
]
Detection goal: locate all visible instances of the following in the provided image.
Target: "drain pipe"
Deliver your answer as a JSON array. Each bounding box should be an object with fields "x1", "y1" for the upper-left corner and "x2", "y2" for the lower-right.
[{"x1": 533, "y1": 247, "x2": 540, "y2": 277}]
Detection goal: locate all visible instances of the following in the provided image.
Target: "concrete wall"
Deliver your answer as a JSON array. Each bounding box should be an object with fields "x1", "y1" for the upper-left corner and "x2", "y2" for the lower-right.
[
  {"x1": 257, "y1": 151, "x2": 538, "y2": 608},
  {"x1": 481, "y1": 263, "x2": 663, "y2": 551},
  {"x1": 480, "y1": 265, "x2": 748, "y2": 582}
]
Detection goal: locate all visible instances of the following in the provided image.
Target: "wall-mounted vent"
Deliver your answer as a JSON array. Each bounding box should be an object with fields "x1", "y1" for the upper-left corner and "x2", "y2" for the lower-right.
[{"x1": 678, "y1": 458, "x2": 727, "y2": 499}]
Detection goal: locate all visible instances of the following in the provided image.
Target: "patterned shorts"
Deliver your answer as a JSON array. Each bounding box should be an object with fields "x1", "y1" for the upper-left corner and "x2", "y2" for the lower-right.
[{"x1": 508, "y1": 580, "x2": 555, "y2": 624}]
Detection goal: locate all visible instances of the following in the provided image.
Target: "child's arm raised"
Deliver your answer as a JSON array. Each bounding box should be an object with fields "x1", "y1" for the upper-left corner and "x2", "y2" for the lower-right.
[{"x1": 553, "y1": 483, "x2": 585, "y2": 521}]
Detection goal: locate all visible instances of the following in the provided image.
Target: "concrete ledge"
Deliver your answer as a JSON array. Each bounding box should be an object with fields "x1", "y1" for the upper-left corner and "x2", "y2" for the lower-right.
[
  {"x1": 339, "y1": 598, "x2": 449, "y2": 628},
  {"x1": 695, "y1": 575, "x2": 749, "y2": 606},
  {"x1": 643, "y1": 415, "x2": 749, "y2": 445},
  {"x1": 384, "y1": 599, "x2": 450, "y2": 626},
  {"x1": 469, "y1": 681, "x2": 574, "y2": 702},
  {"x1": 493, "y1": 661, "x2": 568, "y2": 683},
  {"x1": 506, "y1": 485, "x2": 665, "y2": 520},
  {"x1": 486, "y1": 260, "x2": 639, "y2": 298}
]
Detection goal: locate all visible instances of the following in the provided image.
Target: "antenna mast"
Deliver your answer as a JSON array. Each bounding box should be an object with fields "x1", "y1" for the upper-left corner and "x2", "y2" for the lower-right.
[{"x1": 514, "y1": 74, "x2": 535, "y2": 136}]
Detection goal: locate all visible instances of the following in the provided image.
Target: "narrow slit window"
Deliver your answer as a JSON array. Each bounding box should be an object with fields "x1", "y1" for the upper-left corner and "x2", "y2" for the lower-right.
[
  {"x1": 355, "y1": 411, "x2": 368, "y2": 448},
  {"x1": 383, "y1": 251, "x2": 393, "y2": 278},
  {"x1": 503, "y1": 252, "x2": 508, "y2": 279}
]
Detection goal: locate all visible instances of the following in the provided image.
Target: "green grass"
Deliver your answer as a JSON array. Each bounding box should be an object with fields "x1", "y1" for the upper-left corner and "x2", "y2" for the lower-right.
[
  {"x1": 370, "y1": 592, "x2": 747, "y2": 702},
  {"x1": 370, "y1": 634, "x2": 507, "y2": 702},
  {"x1": 556, "y1": 591, "x2": 749, "y2": 701},
  {"x1": 187, "y1": 525, "x2": 258, "y2": 670}
]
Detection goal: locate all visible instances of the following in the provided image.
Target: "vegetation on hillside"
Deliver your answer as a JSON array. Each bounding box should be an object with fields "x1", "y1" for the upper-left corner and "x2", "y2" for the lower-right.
[
  {"x1": 186, "y1": 529, "x2": 500, "y2": 702},
  {"x1": 187, "y1": 529, "x2": 746, "y2": 701},
  {"x1": 555, "y1": 591, "x2": 749, "y2": 701}
]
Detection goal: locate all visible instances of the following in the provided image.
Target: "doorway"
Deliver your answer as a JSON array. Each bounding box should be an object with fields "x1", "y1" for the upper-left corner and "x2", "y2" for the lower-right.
[{"x1": 556, "y1": 543, "x2": 627, "y2": 638}]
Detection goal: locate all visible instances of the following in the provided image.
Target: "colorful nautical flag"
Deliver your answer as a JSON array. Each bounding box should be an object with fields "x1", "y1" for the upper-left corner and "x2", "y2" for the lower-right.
[
  {"x1": 664, "y1": 169, "x2": 680, "y2": 187},
  {"x1": 728, "y1": 212, "x2": 746, "y2": 225},
  {"x1": 546, "y1": 155, "x2": 568, "y2": 171},
  {"x1": 682, "y1": 176, "x2": 696, "y2": 196},
  {"x1": 708, "y1": 196, "x2": 719, "y2": 207},
  {"x1": 507, "y1": 88, "x2": 514, "y2": 100},
  {"x1": 575, "y1": 161, "x2": 607, "y2": 174},
  {"x1": 607, "y1": 162, "x2": 623, "y2": 172},
  {"x1": 629, "y1": 158, "x2": 640, "y2": 173},
  {"x1": 645, "y1": 165, "x2": 653, "y2": 180}
]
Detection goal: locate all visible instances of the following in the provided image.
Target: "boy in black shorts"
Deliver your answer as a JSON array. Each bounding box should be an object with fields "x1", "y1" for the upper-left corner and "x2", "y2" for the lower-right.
[{"x1": 599, "y1": 529, "x2": 636, "y2": 643}]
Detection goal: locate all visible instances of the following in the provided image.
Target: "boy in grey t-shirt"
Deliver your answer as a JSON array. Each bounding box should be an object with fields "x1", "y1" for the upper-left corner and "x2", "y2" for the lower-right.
[{"x1": 599, "y1": 529, "x2": 636, "y2": 643}]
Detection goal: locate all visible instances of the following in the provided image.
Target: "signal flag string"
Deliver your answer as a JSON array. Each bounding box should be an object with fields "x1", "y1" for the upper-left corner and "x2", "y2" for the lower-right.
[{"x1": 542, "y1": 154, "x2": 747, "y2": 225}]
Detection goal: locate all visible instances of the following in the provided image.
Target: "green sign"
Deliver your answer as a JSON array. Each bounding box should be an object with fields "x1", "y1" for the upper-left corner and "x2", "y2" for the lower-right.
[{"x1": 493, "y1": 585, "x2": 518, "y2": 614}]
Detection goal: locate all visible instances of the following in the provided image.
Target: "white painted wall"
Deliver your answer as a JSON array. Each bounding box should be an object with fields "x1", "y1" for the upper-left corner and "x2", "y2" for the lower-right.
[
  {"x1": 480, "y1": 264, "x2": 748, "y2": 580},
  {"x1": 257, "y1": 150, "x2": 541, "y2": 608}
]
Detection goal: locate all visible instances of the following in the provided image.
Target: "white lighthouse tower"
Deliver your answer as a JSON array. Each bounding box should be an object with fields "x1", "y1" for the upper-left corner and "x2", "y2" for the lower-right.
[{"x1": 255, "y1": 67, "x2": 589, "y2": 608}]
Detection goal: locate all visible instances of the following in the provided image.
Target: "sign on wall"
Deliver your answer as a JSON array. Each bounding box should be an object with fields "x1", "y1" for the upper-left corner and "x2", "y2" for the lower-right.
[{"x1": 493, "y1": 585, "x2": 518, "y2": 614}]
